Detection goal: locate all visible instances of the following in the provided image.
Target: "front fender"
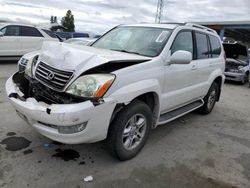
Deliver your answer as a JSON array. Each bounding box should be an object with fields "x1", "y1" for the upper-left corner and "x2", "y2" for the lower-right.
[{"x1": 109, "y1": 79, "x2": 161, "y2": 104}]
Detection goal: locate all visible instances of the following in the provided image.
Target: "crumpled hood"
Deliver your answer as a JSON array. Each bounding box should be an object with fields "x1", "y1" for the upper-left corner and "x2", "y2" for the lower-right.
[{"x1": 38, "y1": 41, "x2": 151, "y2": 72}]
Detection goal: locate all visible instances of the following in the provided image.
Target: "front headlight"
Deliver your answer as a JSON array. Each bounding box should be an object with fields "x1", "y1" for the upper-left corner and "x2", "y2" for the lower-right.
[
  {"x1": 24, "y1": 55, "x2": 39, "y2": 77},
  {"x1": 24, "y1": 59, "x2": 33, "y2": 77},
  {"x1": 66, "y1": 74, "x2": 115, "y2": 98},
  {"x1": 18, "y1": 58, "x2": 28, "y2": 73}
]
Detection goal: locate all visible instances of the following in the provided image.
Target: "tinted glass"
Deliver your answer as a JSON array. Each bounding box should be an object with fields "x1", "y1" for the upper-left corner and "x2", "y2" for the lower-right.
[
  {"x1": 171, "y1": 31, "x2": 193, "y2": 56},
  {"x1": 73, "y1": 32, "x2": 89, "y2": 38},
  {"x1": 209, "y1": 35, "x2": 221, "y2": 58},
  {"x1": 20, "y1": 26, "x2": 43, "y2": 37},
  {"x1": 42, "y1": 29, "x2": 57, "y2": 38},
  {"x1": 0, "y1": 25, "x2": 20, "y2": 36},
  {"x1": 195, "y1": 33, "x2": 209, "y2": 59},
  {"x1": 92, "y1": 26, "x2": 172, "y2": 57}
]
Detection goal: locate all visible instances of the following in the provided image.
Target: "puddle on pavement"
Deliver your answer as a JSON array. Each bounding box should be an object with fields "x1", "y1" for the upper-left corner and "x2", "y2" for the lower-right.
[
  {"x1": 0, "y1": 136, "x2": 31, "y2": 151},
  {"x1": 52, "y1": 148, "x2": 80, "y2": 161},
  {"x1": 79, "y1": 161, "x2": 85, "y2": 165},
  {"x1": 51, "y1": 141, "x2": 65, "y2": 146},
  {"x1": 6, "y1": 132, "x2": 16, "y2": 137},
  {"x1": 23, "y1": 149, "x2": 33, "y2": 155}
]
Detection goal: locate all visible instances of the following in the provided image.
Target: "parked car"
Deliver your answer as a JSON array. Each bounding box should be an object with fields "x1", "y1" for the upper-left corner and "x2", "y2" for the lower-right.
[
  {"x1": 54, "y1": 31, "x2": 89, "y2": 40},
  {"x1": 6, "y1": 23, "x2": 225, "y2": 160},
  {"x1": 225, "y1": 58, "x2": 249, "y2": 84},
  {"x1": 0, "y1": 23, "x2": 59, "y2": 60},
  {"x1": 223, "y1": 42, "x2": 250, "y2": 84},
  {"x1": 64, "y1": 37, "x2": 96, "y2": 46}
]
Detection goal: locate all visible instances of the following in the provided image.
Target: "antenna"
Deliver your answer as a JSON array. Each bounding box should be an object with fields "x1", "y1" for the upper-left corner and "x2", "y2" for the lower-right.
[{"x1": 155, "y1": 0, "x2": 163, "y2": 23}]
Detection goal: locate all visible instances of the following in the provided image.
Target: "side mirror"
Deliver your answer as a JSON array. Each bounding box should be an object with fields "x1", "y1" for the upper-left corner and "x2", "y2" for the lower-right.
[
  {"x1": 0, "y1": 31, "x2": 3, "y2": 37},
  {"x1": 170, "y1": 50, "x2": 192, "y2": 64}
]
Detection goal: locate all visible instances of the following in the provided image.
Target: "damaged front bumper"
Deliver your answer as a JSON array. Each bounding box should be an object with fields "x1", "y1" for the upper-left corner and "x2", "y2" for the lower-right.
[{"x1": 6, "y1": 73, "x2": 116, "y2": 144}]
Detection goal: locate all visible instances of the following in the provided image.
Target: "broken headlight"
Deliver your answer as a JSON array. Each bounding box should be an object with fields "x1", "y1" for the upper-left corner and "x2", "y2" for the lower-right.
[
  {"x1": 66, "y1": 74, "x2": 115, "y2": 98},
  {"x1": 18, "y1": 58, "x2": 28, "y2": 73},
  {"x1": 24, "y1": 55, "x2": 39, "y2": 78}
]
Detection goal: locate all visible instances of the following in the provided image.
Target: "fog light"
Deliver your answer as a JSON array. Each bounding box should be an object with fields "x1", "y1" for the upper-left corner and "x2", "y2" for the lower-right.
[{"x1": 58, "y1": 122, "x2": 88, "y2": 134}]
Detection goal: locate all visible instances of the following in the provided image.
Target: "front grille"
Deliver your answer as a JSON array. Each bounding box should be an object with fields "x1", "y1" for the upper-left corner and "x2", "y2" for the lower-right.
[{"x1": 35, "y1": 62, "x2": 73, "y2": 91}]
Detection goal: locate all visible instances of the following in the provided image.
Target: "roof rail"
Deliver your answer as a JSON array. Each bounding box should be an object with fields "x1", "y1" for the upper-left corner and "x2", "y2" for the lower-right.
[
  {"x1": 185, "y1": 23, "x2": 217, "y2": 34},
  {"x1": 160, "y1": 22, "x2": 186, "y2": 26}
]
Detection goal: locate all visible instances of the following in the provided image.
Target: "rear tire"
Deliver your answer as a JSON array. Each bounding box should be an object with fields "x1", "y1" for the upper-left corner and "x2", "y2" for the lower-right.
[
  {"x1": 107, "y1": 100, "x2": 152, "y2": 161},
  {"x1": 198, "y1": 82, "x2": 219, "y2": 114}
]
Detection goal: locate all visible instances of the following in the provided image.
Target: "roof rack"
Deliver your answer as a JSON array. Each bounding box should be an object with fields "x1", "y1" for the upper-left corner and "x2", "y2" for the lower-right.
[
  {"x1": 160, "y1": 22, "x2": 186, "y2": 25},
  {"x1": 185, "y1": 23, "x2": 217, "y2": 34}
]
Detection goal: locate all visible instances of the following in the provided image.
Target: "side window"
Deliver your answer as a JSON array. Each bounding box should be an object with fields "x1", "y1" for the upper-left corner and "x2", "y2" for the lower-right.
[
  {"x1": 171, "y1": 31, "x2": 193, "y2": 57},
  {"x1": 20, "y1": 26, "x2": 43, "y2": 37},
  {"x1": 0, "y1": 25, "x2": 20, "y2": 36},
  {"x1": 209, "y1": 35, "x2": 221, "y2": 58},
  {"x1": 195, "y1": 32, "x2": 209, "y2": 59}
]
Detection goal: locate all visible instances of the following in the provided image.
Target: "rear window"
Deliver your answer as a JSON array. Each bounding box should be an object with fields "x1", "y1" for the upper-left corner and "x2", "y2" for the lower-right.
[
  {"x1": 195, "y1": 32, "x2": 210, "y2": 59},
  {"x1": 209, "y1": 35, "x2": 221, "y2": 58}
]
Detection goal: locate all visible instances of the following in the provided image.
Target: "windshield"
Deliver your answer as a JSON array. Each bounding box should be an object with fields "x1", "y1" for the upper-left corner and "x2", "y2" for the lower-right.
[{"x1": 92, "y1": 26, "x2": 172, "y2": 57}]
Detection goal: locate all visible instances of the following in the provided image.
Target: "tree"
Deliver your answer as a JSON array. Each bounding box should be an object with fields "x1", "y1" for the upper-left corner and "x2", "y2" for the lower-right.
[{"x1": 61, "y1": 10, "x2": 75, "y2": 32}]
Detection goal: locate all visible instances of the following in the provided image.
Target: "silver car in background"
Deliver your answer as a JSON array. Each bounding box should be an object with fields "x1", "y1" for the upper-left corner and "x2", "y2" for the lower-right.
[
  {"x1": 223, "y1": 42, "x2": 250, "y2": 84},
  {"x1": 224, "y1": 58, "x2": 249, "y2": 84}
]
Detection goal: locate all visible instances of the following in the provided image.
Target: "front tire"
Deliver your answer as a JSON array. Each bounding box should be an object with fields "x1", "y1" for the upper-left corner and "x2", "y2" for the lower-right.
[
  {"x1": 107, "y1": 100, "x2": 152, "y2": 161},
  {"x1": 198, "y1": 82, "x2": 219, "y2": 114}
]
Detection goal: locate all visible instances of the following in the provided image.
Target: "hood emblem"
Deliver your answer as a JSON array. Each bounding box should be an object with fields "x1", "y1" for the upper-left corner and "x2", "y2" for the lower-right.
[{"x1": 47, "y1": 71, "x2": 55, "y2": 80}]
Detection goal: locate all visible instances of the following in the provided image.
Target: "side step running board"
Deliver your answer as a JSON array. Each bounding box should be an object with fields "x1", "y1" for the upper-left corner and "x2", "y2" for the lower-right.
[{"x1": 158, "y1": 99, "x2": 204, "y2": 124}]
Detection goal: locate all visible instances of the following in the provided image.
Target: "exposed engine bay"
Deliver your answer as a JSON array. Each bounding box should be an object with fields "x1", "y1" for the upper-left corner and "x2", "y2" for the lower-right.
[{"x1": 11, "y1": 72, "x2": 87, "y2": 105}]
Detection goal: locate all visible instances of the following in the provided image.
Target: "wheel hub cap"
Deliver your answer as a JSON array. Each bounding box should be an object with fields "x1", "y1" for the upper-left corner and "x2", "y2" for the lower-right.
[{"x1": 122, "y1": 114, "x2": 147, "y2": 150}]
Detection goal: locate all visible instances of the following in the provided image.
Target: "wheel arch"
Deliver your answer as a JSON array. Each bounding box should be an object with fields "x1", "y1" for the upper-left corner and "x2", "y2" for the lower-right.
[
  {"x1": 110, "y1": 91, "x2": 160, "y2": 129},
  {"x1": 212, "y1": 76, "x2": 223, "y2": 101}
]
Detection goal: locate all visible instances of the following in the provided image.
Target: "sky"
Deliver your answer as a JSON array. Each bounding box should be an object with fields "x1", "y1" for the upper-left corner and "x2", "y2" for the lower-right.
[{"x1": 0, "y1": 0, "x2": 250, "y2": 34}]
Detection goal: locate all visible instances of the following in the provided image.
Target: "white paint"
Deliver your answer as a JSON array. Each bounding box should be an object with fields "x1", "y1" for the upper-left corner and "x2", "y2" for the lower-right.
[{"x1": 6, "y1": 23, "x2": 225, "y2": 144}]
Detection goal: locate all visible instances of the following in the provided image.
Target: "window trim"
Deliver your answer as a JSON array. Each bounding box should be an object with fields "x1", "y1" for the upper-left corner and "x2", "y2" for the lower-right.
[
  {"x1": 208, "y1": 34, "x2": 222, "y2": 59},
  {"x1": 170, "y1": 29, "x2": 195, "y2": 60},
  {"x1": 20, "y1": 26, "x2": 43, "y2": 37},
  {"x1": 194, "y1": 31, "x2": 211, "y2": 60},
  {"x1": 0, "y1": 25, "x2": 21, "y2": 37}
]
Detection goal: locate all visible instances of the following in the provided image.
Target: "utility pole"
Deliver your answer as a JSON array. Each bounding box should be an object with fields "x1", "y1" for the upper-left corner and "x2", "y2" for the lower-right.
[{"x1": 155, "y1": 0, "x2": 163, "y2": 23}]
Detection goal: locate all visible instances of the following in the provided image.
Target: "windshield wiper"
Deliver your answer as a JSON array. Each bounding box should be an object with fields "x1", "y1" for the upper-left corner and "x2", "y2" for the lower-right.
[{"x1": 110, "y1": 49, "x2": 144, "y2": 56}]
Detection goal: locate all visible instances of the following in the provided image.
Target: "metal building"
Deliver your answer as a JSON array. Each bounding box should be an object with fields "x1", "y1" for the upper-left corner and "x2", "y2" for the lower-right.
[{"x1": 196, "y1": 21, "x2": 250, "y2": 45}]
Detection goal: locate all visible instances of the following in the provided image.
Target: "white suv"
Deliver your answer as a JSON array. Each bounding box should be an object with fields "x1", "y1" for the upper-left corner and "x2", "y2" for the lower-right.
[
  {"x1": 0, "y1": 23, "x2": 59, "y2": 60},
  {"x1": 6, "y1": 23, "x2": 225, "y2": 160}
]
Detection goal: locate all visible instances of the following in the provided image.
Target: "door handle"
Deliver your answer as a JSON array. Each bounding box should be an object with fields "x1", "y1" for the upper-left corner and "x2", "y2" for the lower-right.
[{"x1": 191, "y1": 65, "x2": 197, "y2": 70}]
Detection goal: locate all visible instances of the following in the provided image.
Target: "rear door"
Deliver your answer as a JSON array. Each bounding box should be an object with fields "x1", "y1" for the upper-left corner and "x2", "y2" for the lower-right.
[
  {"x1": 195, "y1": 32, "x2": 222, "y2": 97},
  {"x1": 0, "y1": 25, "x2": 22, "y2": 56},
  {"x1": 19, "y1": 26, "x2": 44, "y2": 54}
]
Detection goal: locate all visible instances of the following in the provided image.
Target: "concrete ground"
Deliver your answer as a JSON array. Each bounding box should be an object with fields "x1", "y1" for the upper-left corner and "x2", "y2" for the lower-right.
[{"x1": 0, "y1": 62, "x2": 250, "y2": 188}]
